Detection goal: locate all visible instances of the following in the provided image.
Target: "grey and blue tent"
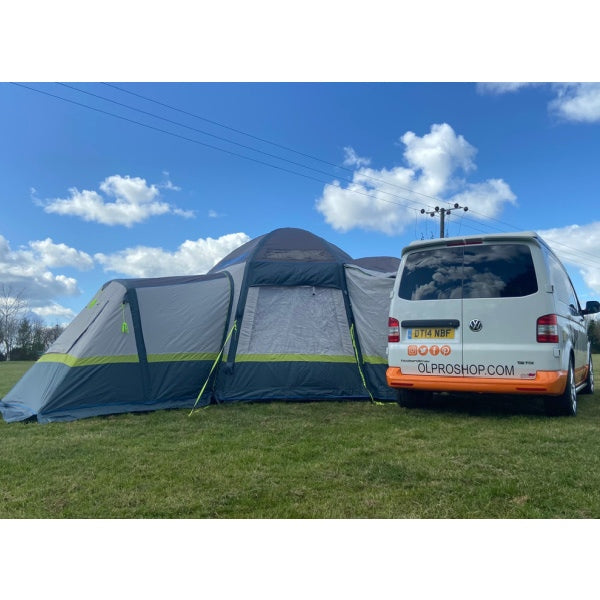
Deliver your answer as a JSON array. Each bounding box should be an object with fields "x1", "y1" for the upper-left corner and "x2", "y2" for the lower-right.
[{"x1": 0, "y1": 228, "x2": 398, "y2": 423}]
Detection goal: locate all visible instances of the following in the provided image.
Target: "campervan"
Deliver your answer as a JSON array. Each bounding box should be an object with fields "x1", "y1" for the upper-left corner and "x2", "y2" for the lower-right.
[{"x1": 386, "y1": 232, "x2": 599, "y2": 416}]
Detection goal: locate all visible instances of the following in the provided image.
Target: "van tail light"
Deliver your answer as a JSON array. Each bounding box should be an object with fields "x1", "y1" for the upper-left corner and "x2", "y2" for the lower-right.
[
  {"x1": 537, "y1": 314, "x2": 559, "y2": 343},
  {"x1": 388, "y1": 317, "x2": 400, "y2": 343}
]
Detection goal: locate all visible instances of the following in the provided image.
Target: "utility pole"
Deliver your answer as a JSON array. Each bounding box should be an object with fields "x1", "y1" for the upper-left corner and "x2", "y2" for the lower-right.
[{"x1": 421, "y1": 203, "x2": 468, "y2": 238}]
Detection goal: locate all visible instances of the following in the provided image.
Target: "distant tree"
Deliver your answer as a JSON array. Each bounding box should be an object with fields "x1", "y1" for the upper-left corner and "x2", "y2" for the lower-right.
[
  {"x1": 0, "y1": 285, "x2": 28, "y2": 361},
  {"x1": 43, "y1": 323, "x2": 64, "y2": 349},
  {"x1": 9, "y1": 317, "x2": 65, "y2": 360},
  {"x1": 588, "y1": 318, "x2": 600, "y2": 354}
]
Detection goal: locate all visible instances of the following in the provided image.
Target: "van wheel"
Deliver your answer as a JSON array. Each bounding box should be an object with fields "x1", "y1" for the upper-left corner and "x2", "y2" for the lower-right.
[
  {"x1": 581, "y1": 353, "x2": 594, "y2": 395},
  {"x1": 545, "y1": 359, "x2": 577, "y2": 417},
  {"x1": 397, "y1": 389, "x2": 433, "y2": 408}
]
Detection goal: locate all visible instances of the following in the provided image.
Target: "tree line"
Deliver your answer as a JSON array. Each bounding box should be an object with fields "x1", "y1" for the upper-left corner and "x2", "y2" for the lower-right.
[
  {"x1": 588, "y1": 318, "x2": 600, "y2": 354},
  {"x1": 0, "y1": 284, "x2": 65, "y2": 361}
]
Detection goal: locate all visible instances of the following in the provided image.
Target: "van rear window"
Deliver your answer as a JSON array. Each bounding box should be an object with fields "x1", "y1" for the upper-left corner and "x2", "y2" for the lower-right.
[{"x1": 398, "y1": 243, "x2": 538, "y2": 300}]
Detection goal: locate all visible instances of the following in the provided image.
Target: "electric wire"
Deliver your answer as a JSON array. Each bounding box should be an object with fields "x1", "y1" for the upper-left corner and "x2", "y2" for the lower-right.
[
  {"x1": 11, "y1": 82, "x2": 600, "y2": 273},
  {"x1": 10, "y1": 83, "x2": 435, "y2": 218},
  {"x1": 101, "y1": 82, "x2": 455, "y2": 207},
  {"x1": 100, "y1": 83, "x2": 537, "y2": 235},
  {"x1": 16, "y1": 82, "x2": 443, "y2": 218},
  {"x1": 58, "y1": 83, "x2": 525, "y2": 237}
]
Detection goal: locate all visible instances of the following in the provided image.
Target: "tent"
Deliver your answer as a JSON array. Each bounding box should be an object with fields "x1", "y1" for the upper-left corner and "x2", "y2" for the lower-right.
[{"x1": 0, "y1": 228, "x2": 398, "y2": 423}]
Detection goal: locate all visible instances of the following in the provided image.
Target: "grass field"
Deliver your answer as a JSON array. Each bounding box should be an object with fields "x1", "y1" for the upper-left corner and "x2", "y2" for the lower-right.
[{"x1": 2, "y1": 359, "x2": 600, "y2": 518}]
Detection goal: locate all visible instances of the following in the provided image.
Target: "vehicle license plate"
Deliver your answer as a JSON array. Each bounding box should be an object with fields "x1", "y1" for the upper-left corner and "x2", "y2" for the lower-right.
[{"x1": 408, "y1": 328, "x2": 455, "y2": 340}]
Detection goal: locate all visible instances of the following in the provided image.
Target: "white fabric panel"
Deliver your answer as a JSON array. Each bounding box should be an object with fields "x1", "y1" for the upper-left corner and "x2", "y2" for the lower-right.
[
  {"x1": 80, "y1": 296, "x2": 138, "y2": 358},
  {"x1": 345, "y1": 265, "x2": 395, "y2": 360},
  {"x1": 48, "y1": 281, "x2": 137, "y2": 358},
  {"x1": 236, "y1": 285, "x2": 354, "y2": 356},
  {"x1": 137, "y1": 278, "x2": 231, "y2": 354}
]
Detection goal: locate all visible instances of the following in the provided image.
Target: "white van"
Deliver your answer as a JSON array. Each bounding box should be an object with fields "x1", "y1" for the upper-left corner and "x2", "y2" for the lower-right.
[{"x1": 386, "y1": 232, "x2": 599, "y2": 416}]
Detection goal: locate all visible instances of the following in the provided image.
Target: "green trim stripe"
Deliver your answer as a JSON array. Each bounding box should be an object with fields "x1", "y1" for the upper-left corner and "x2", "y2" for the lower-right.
[
  {"x1": 39, "y1": 353, "x2": 140, "y2": 367},
  {"x1": 147, "y1": 352, "x2": 219, "y2": 363},
  {"x1": 362, "y1": 355, "x2": 388, "y2": 365},
  {"x1": 39, "y1": 352, "x2": 221, "y2": 367},
  {"x1": 235, "y1": 353, "x2": 356, "y2": 363}
]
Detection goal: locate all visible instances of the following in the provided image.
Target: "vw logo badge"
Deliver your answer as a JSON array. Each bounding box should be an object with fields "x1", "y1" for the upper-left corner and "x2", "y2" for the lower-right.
[{"x1": 469, "y1": 319, "x2": 483, "y2": 332}]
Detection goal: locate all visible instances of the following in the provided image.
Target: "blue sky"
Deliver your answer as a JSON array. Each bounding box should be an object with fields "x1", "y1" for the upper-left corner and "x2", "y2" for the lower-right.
[{"x1": 2, "y1": 81, "x2": 600, "y2": 323}]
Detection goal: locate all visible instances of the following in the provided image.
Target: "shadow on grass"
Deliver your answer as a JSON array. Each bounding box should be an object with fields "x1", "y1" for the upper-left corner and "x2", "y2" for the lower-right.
[{"x1": 409, "y1": 392, "x2": 548, "y2": 417}]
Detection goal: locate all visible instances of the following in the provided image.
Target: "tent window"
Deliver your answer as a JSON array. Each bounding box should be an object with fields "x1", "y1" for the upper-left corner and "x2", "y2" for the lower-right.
[
  {"x1": 261, "y1": 249, "x2": 331, "y2": 261},
  {"x1": 238, "y1": 286, "x2": 353, "y2": 356}
]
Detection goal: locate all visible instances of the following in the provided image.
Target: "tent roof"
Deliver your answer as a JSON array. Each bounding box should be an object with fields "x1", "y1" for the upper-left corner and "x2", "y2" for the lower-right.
[
  {"x1": 350, "y1": 256, "x2": 400, "y2": 273},
  {"x1": 210, "y1": 227, "x2": 352, "y2": 273}
]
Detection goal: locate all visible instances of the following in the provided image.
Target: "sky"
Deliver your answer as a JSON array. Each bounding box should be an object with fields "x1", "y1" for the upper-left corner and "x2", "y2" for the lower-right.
[{"x1": 2, "y1": 80, "x2": 600, "y2": 324}]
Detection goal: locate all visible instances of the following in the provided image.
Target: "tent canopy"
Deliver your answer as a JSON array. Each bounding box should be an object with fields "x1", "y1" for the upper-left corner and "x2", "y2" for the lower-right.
[{"x1": 1, "y1": 228, "x2": 399, "y2": 423}]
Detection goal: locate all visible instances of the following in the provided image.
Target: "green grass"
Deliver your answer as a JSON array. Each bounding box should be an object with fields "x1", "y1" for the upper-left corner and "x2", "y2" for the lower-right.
[{"x1": 2, "y1": 359, "x2": 600, "y2": 518}]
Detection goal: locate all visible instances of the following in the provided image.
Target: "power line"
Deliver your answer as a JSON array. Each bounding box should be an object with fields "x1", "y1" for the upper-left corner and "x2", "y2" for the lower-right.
[
  {"x1": 99, "y1": 83, "x2": 539, "y2": 235},
  {"x1": 58, "y1": 83, "x2": 522, "y2": 238},
  {"x1": 10, "y1": 82, "x2": 440, "y2": 219},
  {"x1": 61, "y1": 82, "x2": 452, "y2": 217},
  {"x1": 13, "y1": 82, "x2": 447, "y2": 218},
  {"x1": 101, "y1": 82, "x2": 454, "y2": 207},
  {"x1": 97, "y1": 84, "x2": 538, "y2": 237},
  {"x1": 11, "y1": 82, "x2": 600, "y2": 272}
]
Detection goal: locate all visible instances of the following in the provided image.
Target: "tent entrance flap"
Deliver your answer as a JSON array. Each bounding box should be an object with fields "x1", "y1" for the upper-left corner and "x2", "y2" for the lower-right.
[{"x1": 218, "y1": 285, "x2": 367, "y2": 400}]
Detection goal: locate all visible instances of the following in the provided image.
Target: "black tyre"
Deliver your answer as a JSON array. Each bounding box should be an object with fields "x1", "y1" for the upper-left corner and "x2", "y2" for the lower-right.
[
  {"x1": 397, "y1": 389, "x2": 433, "y2": 408},
  {"x1": 545, "y1": 359, "x2": 577, "y2": 417},
  {"x1": 581, "y1": 353, "x2": 594, "y2": 395}
]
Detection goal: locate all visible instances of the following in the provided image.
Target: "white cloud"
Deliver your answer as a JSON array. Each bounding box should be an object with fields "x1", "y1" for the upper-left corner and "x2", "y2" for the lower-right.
[
  {"x1": 31, "y1": 302, "x2": 76, "y2": 324},
  {"x1": 28, "y1": 238, "x2": 94, "y2": 270},
  {"x1": 343, "y1": 147, "x2": 371, "y2": 168},
  {"x1": 42, "y1": 174, "x2": 194, "y2": 227},
  {"x1": 316, "y1": 123, "x2": 516, "y2": 235},
  {"x1": 538, "y1": 223, "x2": 600, "y2": 295},
  {"x1": 478, "y1": 82, "x2": 600, "y2": 124},
  {"x1": 95, "y1": 232, "x2": 251, "y2": 277},
  {"x1": 549, "y1": 83, "x2": 600, "y2": 123},
  {"x1": 476, "y1": 82, "x2": 538, "y2": 95},
  {"x1": 449, "y1": 179, "x2": 516, "y2": 219},
  {"x1": 0, "y1": 234, "x2": 92, "y2": 303},
  {"x1": 159, "y1": 172, "x2": 182, "y2": 191},
  {"x1": 401, "y1": 123, "x2": 476, "y2": 197},
  {"x1": 173, "y1": 207, "x2": 196, "y2": 218}
]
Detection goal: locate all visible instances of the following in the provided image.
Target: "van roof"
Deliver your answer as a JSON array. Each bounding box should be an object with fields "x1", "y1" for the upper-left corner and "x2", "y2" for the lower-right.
[{"x1": 402, "y1": 231, "x2": 543, "y2": 255}]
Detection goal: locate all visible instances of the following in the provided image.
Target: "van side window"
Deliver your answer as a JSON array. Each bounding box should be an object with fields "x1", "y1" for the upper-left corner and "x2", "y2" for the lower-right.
[
  {"x1": 547, "y1": 252, "x2": 581, "y2": 316},
  {"x1": 399, "y1": 243, "x2": 538, "y2": 301}
]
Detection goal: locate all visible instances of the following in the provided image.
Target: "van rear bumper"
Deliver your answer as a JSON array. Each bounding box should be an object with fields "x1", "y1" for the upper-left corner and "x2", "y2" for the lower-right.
[{"x1": 386, "y1": 367, "x2": 568, "y2": 396}]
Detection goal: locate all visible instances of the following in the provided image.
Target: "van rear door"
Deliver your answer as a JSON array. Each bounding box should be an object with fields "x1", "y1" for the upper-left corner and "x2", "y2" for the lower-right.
[
  {"x1": 460, "y1": 242, "x2": 544, "y2": 381},
  {"x1": 395, "y1": 245, "x2": 464, "y2": 375}
]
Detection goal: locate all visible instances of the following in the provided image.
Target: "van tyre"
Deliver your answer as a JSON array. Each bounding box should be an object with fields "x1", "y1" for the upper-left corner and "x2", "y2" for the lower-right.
[
  {"x1": 581, "y1": 353, "x2": 594, "y2": 395},
  {"x1": 397, "y1": 389, "x2": 433, "y2": 409},
  {"x1": 545, "y1": 359, "x2": 577, "y2": 417}
]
